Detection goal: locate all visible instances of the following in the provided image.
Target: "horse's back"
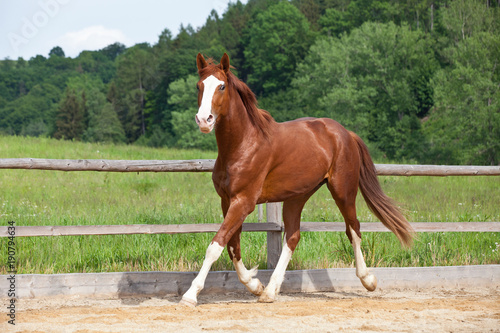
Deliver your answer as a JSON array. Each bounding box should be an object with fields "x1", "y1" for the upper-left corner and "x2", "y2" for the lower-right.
[
  {"x1": 276, "y1": 117, "x2": 355, "y2": 155},
  {"x1": 258, "y1": 117, "x2": 356, "y2": 202}
]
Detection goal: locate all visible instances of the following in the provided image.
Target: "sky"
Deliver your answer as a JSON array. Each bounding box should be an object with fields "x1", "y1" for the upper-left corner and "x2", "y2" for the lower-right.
[{"x1": 0, "y1": 0, "x2": 247, "y2": 60}]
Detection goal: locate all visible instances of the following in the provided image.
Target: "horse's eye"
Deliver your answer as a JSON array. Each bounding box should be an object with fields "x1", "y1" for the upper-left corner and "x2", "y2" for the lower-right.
[
  {"x1": 196, "y1": 84, "x2": 200, "y2": 91},
  {"x1": 219, "y1": 84, "x2": 225, "y2": 91}
]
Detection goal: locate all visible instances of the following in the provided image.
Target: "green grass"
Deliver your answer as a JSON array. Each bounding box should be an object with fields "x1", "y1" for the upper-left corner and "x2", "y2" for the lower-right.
[{"x1": 0, "y1": 135, "x2": 499, "y2": 274}]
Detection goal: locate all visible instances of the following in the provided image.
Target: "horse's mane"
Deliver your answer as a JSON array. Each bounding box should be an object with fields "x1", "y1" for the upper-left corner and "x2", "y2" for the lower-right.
[{"x1": 199, "y1": 59, "x2": 275, "y2": 138}]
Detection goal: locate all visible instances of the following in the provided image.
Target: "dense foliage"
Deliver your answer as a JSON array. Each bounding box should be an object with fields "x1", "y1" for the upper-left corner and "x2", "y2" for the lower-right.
[{"x1": 0, "y1": 0, "x2": 498, "y2": 165}]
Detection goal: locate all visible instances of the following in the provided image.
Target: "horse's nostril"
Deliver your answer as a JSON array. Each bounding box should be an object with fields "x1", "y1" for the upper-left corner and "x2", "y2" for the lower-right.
[
  {"x1": 195, "y1": 115, "x2": 200, "y2": 125},
  {"x1": 207, "y1": 115, "x2": 214, "y2": 123}
]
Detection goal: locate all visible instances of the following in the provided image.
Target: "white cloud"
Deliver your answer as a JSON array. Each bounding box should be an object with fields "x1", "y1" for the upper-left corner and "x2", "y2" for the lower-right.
[{"x1": 51, "y1": 25, "x2": 133, "y2": 57}]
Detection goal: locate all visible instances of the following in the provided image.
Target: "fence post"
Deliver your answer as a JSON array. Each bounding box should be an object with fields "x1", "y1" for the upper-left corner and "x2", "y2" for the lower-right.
[
  {"x1": 257, "y1": 204, "x2": 264, "y2": 223},
  {"x1": 266, "y1": 202, "x2": 283, "y2": 269}
]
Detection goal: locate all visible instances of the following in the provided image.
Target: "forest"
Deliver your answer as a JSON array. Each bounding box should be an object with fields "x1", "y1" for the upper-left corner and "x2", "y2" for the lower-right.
[{"x1": 0, "y1": 0, "x2": 498, "y2": 165}]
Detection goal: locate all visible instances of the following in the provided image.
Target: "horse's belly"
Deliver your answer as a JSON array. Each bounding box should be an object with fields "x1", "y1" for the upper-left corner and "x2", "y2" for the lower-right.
[{"x1": 258, "y1": 164, "x2": 328, "y2": 203}]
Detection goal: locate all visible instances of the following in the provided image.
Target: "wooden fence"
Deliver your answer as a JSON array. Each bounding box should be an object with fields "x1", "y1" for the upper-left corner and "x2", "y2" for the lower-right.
[
  {"x1": 1, "y1": 159, "x2": 499, "y2": 268},
  {"x1": 1, "y1": 158, "x2": 500, "y2": 175}
]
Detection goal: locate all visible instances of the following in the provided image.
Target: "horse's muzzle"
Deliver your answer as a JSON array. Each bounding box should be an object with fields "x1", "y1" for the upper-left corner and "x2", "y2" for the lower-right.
[{"x1": 195, "y1": 114, "x2": 215, "y2": 133}]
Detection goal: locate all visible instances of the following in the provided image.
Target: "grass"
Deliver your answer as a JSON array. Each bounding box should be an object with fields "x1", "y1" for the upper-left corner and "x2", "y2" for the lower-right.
[{"x1": 0, "y1": 135, "x2": 499, "y2": 274}]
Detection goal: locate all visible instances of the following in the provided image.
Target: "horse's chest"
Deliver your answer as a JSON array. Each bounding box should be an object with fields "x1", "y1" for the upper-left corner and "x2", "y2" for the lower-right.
[
  {"x1": 212, "y1": 162, "x2": 262, "y2": 199},
  {"x1": 212, "y1": 169, "x2": 229, "y2": 195}
]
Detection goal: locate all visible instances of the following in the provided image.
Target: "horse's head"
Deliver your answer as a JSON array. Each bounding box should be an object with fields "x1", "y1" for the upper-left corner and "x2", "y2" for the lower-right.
[{"x1": 195, "y1": 53, "x2": 231, "y2": 133}]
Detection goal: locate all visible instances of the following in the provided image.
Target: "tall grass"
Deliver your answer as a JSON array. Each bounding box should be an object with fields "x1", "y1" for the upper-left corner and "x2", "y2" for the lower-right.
[{"x1": 0, "y1": 135, "x2": 498, "y2": 274}]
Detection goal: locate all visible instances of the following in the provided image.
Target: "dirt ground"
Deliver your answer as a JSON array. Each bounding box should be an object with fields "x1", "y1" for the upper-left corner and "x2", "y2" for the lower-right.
[{"x1": 3, "y1": 287, "x2": 500, "y2": 333}]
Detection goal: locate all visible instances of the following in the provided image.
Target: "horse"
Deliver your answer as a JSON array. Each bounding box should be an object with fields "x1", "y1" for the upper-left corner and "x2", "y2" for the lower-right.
[{"x1": 180, "y1": 53, "x2": 414, "y2": 307}]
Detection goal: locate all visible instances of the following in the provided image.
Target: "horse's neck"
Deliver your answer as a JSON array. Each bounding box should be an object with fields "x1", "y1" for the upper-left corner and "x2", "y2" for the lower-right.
[{"x1": 215, "y1": 95, "x2": 261, "y2": 158}]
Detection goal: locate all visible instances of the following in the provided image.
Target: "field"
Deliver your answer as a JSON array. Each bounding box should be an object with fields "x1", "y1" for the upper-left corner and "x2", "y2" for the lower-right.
[{"x1": 0, "y1": 135, "x2": 499, "y2": 274}]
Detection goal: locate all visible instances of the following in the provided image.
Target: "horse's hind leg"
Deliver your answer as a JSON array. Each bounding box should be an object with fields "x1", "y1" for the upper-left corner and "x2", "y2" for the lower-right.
[
  {"x1": 347, "y1": 224, "x2": 377, "y2": 291},
  {"x1": 327, "y1": 177, "x2": 377, "y2": 291},
  {"x1": 227, "y1": 226, "x2": 264, "y2": 296}
]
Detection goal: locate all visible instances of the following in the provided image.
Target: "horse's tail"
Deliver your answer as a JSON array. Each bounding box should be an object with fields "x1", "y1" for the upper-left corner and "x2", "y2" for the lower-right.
[{"x1": 350, "y1": 132, "x2": 414, "y2": 247}]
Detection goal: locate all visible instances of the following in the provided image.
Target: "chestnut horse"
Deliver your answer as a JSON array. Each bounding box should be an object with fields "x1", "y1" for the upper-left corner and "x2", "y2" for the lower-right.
[{"x1": 181, "y1": 53, "x2": 414, "y2": 307}]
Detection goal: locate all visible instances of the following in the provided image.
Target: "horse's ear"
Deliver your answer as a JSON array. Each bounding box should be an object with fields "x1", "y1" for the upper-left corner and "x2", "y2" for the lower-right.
[
  {"x1": 197, "y1": 53, "x2": 208, "y2": 72},
  {"x1": 220, "y1": 53, "x2": 230, "y2": 74}
]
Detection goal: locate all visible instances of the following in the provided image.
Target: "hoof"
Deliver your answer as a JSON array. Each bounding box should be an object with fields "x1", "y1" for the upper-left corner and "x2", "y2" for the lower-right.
[
  {"x1": 179, "y1": 297, "x2": 197, "y2": 307},
  {"x1": 246, "y1": 266, "x2": 264, "y2": 296},
  {"x1": 258, "y1": 293, "x2": 275, "y2": 303},
  {"x1": 249, "y1": 280, "x2": 264, "y2": 296},
  {"x1": 360, "y1": 274, "x2": 378, "y2": 292}
]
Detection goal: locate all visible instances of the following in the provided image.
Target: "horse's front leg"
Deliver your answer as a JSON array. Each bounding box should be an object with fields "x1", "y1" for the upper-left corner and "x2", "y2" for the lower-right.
[
  {"x1": 180, "y1": 199, "x2": 255, "y2": 307},
  {"x1": 179, "y1": 242, "x2": 223, "y2": 307}
]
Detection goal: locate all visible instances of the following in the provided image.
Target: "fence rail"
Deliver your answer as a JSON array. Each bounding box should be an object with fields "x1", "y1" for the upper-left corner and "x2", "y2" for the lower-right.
[
  {"x1": 1, "y1": 222, "x2": 499, "y2": 238},
  {"x1": 1, "y1": 158, "x2": 499, "y2": 268},
  {"x1": 1, "y1": 158, "x2": 499, "y2": 176},
  {"x1": 0, "y1": 158, "x2": 215, "y2": 172}
]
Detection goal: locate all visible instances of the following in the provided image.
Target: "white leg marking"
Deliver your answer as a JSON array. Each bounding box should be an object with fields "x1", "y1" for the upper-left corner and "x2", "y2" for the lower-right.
[
  {"x1": 181, "y1": 241, "x2": 224, "y2": 306},
  {"x1": 233, "y1": 259, "x2": 264, "y2": 296},
  {"x1": 349, "y1": 226, "x2": 377, "y2": 291},
  {"x1": 258, "y1": 243, "x2": 293, "y2": 303}
]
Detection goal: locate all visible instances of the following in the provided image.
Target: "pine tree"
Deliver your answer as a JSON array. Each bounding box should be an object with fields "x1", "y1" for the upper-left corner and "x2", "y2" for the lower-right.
[
  {"x1": 53, "y1": 88, "x2": 84, "y2": 140},
  {"x1": 95, "y1": 103, "x2": 126, "y2": 143}
]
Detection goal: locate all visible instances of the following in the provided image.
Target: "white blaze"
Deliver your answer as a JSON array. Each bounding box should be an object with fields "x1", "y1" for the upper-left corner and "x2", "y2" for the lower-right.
[{"x1": 197, "y1": 75, "x2": 224, "y2": 127}]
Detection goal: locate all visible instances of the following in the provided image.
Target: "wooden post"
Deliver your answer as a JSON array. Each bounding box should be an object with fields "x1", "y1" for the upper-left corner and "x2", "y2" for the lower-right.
[
  {"x1": 266, "y1": 202, "x2": 283, "y2": 269},
  {"x1": 257, "y1": 204, "x2": 264, "y2": 223}
]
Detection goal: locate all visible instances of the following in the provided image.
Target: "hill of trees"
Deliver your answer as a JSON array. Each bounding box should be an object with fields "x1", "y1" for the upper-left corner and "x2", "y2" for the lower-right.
[{"x1": 0, "y1": 0, "x2": 498, "y2": 165}]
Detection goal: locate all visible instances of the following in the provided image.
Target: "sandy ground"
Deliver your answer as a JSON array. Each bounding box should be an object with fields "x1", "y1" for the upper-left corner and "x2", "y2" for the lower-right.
[{"x1": 3, "y1": 287, "x2": 499, "y2": 333}]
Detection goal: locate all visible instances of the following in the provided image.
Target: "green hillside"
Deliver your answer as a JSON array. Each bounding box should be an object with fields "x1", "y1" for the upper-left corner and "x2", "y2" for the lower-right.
[{"x1": 0, "y1": 0, "x2": 498, "y2": 165}]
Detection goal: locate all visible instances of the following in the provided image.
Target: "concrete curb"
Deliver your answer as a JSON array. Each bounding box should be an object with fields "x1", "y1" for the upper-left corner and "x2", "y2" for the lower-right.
[{"x1": 2, "y1": 265, "x2": 499, "y2": 299}]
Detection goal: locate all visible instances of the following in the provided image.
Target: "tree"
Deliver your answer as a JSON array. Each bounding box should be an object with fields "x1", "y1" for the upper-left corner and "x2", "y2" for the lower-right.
[
  {"x1": 85, "y1": 102, "x2": 126, "y2": 143},
  {"x1": 114, "y1": 45, "x2": 157, "y2": 141},
  {"x1": 425, "y1": 32, "x2": 500, "y2": 165},
  {"x1": 78, "y1": 81, "x2": 125, "y2": 144},
  {"x1": 100, "y1": 42, "x2": 126, "y2": 61},
  {"x1": 0, "y1": 83, "x2": 60, "y2": 136},
  {"x1": 292, "y1": 0, "x2": 323, "y2": 30},
  {"x1": 243, "y1": 1, "x2": 314, "y2": 95},
  {"x1": 49, "y1": 46, "x2": 65, "y2": 58},
  {"x1": 190, "y1": 10, "x2": 228, "y2": 67},
  {"x1": 54, "y1": 88, "x2": 85, "y2": 140},
  {"x1": 219, "y1": 0, "x2": 251, "y2": 70},
  {"x1": 20, "y1": 119, "x2": 48, "y2": 137},
  {"x1": 294, "y1": 22, "x2": 437, "y2": 160},
  {"x1": 423, "y1": 3, "x2": 500, "y2": 165},
  {"x1": 441, "y1": 0, "x2": 499, "y2": 42},
  {"x1": 318, "y1": 7, "x2": 351, "y2": 36},
  {"x1": 75, "y1": 50, "x2": 117, "y2": 83},
  {"x1": 155, "y1": 46, "x2": 198, "y2": 137}
]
